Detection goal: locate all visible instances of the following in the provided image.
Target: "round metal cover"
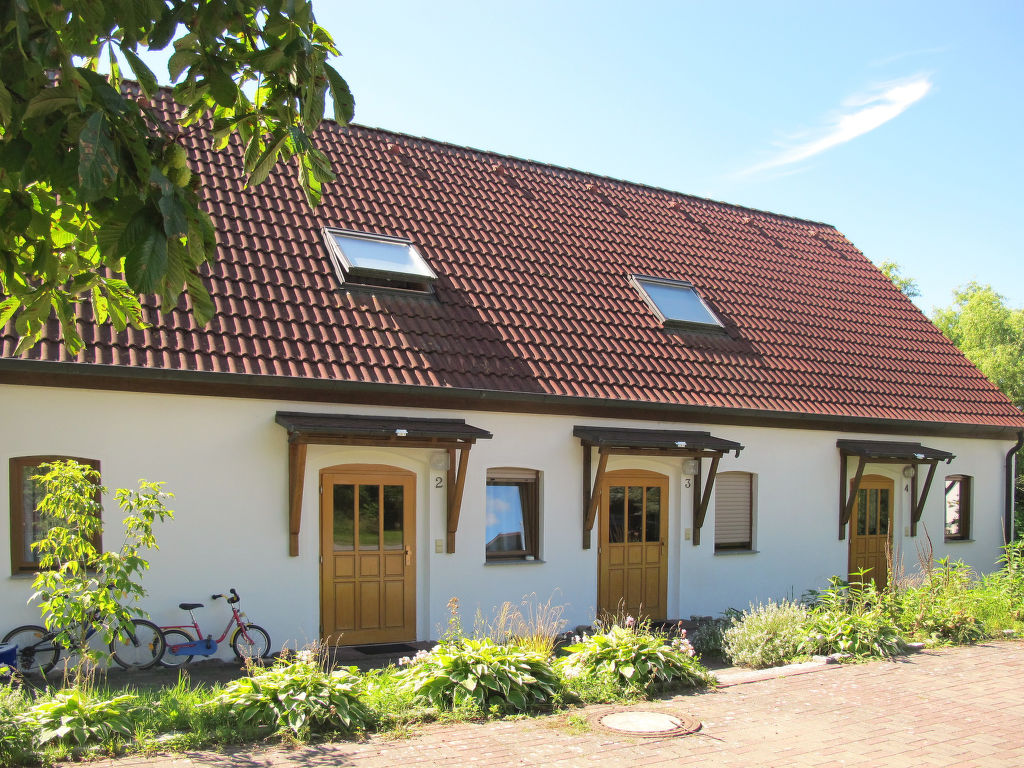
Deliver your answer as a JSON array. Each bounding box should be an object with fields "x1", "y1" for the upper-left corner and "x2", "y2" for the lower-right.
[{"x1": 597, "y1": 710, "x2": 701, "y2": 737}]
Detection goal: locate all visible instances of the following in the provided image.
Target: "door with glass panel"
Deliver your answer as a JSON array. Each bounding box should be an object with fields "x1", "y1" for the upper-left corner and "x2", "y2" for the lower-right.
[
  {"x1": 320, "y1": 465, "x2": 416, "y2": 645},
  {"x1": 598, "y1": 470, "x2": 669, "y2": 620},
  {"x1": 848, "y1": 475, "x2": 894, "y2": 586}
]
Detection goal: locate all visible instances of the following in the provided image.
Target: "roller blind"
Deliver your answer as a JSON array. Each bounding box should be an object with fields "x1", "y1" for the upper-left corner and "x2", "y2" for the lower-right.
[{"x1": 715, "y1": 472, "x2": 752, "y2": 549}]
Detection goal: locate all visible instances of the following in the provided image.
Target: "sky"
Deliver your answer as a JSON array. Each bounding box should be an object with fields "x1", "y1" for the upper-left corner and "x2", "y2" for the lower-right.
[{"x1": 142, "y1": 1, "x2": 1023, "y2": 315}]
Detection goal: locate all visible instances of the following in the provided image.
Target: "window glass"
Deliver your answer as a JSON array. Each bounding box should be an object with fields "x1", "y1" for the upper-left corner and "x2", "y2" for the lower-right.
[
  {"x1": 945, "y1": 476, "x2": 971, "y2": 540},
  {"x1": 645, "y1": 486, "x2": 661, "y2": 542},
  {"x1": 333, "y1": 484, "x2": 355, "y2": 551},
  {"x1": 382, "y1": 485, "x2": 404, "y2": 550},
  {"x1": 330, "y1": 232, "x2": 435, "y2": 277},
  {"x1": 627, "y1": 486, "x2": 643, "y2": 542},
  {"x1": 9, "y1": 457, "x2": 102, "y2": 573},
  {"x1": 358, "y1": 485, "x2": 380, "y2": 550},
  {"x1": 485, "y1": 470, "x2": 540, "y2": 559},
  {"x1": 608, "y1": 486, "x2": 625, "y2": 544},
  {"x1": 635, "y1": 276, "x2": 723, "y2": 329}
]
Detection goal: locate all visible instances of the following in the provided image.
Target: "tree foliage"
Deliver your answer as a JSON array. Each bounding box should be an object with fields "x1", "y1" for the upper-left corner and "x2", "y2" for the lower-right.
[
  {"x1": 933, "y1": 283, "x2": 1024, "y2": 409},
  {"x1": 0, "y1": 1, "x2": 353, "y2": 353},
  {"x1": 29, "y1": 460, "x2": 174, "y2": 676},
  {"x1": 878, "y1": 260, "x2": 921, "y2": 299},
  {"x1": 933, "y1": 283, "x2": 1024, "y2": 536}
]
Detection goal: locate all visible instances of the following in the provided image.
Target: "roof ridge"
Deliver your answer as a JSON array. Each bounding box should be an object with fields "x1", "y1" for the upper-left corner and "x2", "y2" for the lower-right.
[
  {"x1": 337, "y1": 122, "x2": 839, "y2": 230},
  {"x1": 141, "y1": 77, "x2": 832, "y2": 229}
]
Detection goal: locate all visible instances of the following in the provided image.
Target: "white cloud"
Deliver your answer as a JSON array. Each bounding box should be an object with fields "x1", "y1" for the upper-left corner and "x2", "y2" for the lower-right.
[{"x1": 741, "y1": 75, "x2": 933, "y2": 176}]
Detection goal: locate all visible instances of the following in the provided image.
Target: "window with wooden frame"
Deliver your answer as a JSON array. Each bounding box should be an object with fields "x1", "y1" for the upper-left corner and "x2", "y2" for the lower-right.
[
  {"x1": 944, "y1": 475, "x2": 971, "y2": 541},
  {"x1": 9, "y1": 456, "x2": 101, "y2": 574},
  {"x1": 714, "y1": 471, "x2": 754, "y2": 551},
  {"x1": 485, "y1": 468, "x2": 539, "y2": 561}
]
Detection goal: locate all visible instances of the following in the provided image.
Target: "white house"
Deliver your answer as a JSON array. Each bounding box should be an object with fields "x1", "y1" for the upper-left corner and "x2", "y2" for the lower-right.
[{"x1": 3, "y1": 96, "x2": 1022, "y2": 650}]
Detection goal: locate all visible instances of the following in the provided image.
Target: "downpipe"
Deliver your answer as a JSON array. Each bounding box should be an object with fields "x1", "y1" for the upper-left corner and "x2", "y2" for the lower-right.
[{"x1": 1006, "y1": 430, "x2": 1024, "y2": 543}]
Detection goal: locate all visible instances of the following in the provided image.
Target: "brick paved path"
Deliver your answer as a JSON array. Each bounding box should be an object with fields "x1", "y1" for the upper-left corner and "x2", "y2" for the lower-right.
[{"x1": 94, "y1": 641, "x2": 1024, "y2": 768}]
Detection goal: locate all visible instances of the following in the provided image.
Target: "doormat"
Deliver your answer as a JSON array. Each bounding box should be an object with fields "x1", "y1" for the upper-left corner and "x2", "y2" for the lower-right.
[{"x1": 349, "y1": 643, "x2": 419, "y2": 656}]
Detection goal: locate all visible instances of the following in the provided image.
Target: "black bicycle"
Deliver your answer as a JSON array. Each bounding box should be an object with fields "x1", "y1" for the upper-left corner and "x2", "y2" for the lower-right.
[{"x1": 3, "y1": 614, "x2": 166, "y2": 675}]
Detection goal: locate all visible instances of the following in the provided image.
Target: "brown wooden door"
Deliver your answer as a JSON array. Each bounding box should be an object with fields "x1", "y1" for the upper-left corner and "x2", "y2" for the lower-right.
[
  {"x1": 320, "y1": 465, "x2": 416, "y2": 645},
  {"x1": 848, "y1": 475, "x2": 893, "y2": 585},
  {"x1": 598, "y1": 470, "x2": 669, "y2": 620}
]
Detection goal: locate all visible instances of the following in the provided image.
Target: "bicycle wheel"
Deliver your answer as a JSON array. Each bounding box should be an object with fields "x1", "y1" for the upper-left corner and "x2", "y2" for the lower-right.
[
  {"x1": 109, "y1": 619, "x2": 166, "y2": 670},
  {"x1": 2, "y1": 624, "x2": 61, "y2": 675},
  {"x1": 159, "y1": 629, "x2": 196, "y2": 667},
  {"x1": 230, "y1": 623, "x2": 271, "y2": 661}
]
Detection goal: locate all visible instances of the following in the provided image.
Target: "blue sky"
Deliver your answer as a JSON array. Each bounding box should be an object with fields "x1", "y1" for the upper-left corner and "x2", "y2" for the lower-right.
[{"x1": 141, "y1": 1, "x2": 1023, "y2": 314}]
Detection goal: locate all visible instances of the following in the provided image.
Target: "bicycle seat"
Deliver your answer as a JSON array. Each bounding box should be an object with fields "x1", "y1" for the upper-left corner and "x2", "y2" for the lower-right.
[{"x1": 179, "y1": 602, "x2": 204, "y2": 610}]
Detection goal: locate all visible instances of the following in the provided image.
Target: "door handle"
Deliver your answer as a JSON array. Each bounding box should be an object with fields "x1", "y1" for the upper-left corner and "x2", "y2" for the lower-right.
[{"x1": 405, "y1": 546, "x2": 411, "y2": 565}]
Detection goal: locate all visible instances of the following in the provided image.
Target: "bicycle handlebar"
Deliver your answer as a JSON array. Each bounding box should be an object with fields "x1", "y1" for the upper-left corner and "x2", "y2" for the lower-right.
[{"x1": 211, "y1": 588, "x2": 241, "y2": 604}]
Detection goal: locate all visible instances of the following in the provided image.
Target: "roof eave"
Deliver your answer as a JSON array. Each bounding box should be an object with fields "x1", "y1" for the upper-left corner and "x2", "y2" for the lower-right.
[{"x1": 2, "y1": 358, "x2": 1023, "y2": 441}]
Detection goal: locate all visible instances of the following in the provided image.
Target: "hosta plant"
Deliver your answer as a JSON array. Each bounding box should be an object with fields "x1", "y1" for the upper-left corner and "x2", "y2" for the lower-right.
[
  {"x1": 208, "y1": 648, "x2": 369, "y2": 737},
  {"x1": 21, "y1": 690, "x2": 137, "y2": 748},
  {"x1": 801, "y1": 577, "x2": 904, "y2": 658},
  {"x1": 557, "y1": 618, "x2": 712, "y2": 692},
  {"x1": 399, "y1": 637, "x2": 560, "y2": 714}
]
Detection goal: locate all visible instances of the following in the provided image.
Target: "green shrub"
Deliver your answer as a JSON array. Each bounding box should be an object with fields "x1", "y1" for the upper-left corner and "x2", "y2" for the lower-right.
[
  {"x1": 557, "y1": 618, "x2": 712, "y2": 692},
  {"x1": 208, "y1": 648, "x2": 369, "y2": 737},
  {"x1": 399, "y1": 637, "x2": 560, "y2": 714},
  {"x1": 0, "y1": 683, "x2": 32, "y2": 765},
  {"x1": 723, "y1": 600, "x2": 809, "y2": 668},
  {"x1": 898, "y1": 559, "x2": 987, "y2": 644},
  {"x1": 22, "y1": 689, "x2": 137, "y2": 749},
  {"x1": 802, "y1": 577, "x2": 903, "y2": 658}
]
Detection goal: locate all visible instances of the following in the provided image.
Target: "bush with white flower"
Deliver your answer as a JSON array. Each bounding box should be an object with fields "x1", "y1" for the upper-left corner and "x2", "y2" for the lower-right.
[{"x1": 557, "y1": 616, "x2": 712, "y2": 693}]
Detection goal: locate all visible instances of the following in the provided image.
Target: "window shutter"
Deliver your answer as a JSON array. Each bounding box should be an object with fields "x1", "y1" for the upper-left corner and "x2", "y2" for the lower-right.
[{"x1": 715, "y1": 472, "x2": 752, "y2": 548}]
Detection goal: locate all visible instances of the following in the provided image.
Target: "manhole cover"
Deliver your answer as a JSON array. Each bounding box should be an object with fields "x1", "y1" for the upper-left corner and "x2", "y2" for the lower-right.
[{"x1": 597, "y1": 710, "x2": 701, "y2": 737}]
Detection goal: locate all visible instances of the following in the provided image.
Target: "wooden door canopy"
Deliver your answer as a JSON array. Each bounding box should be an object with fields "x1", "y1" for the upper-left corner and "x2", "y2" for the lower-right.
[
  {"x1": 837, "y1": 439, "x2": 954, "y2": 540},
  {"x1": 574, "y1": 426, "x2": 744, "y2": 549},
  {"x1": 276, "y1": 412, "x2": 492, "y2": 555}
]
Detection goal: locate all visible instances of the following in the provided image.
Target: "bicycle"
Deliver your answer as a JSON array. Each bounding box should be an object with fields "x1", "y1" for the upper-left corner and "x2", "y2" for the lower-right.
[
  {"x1": 2, "y1": 613, "x2": 166, "y2": 675},
  {"x1": 159, "y1": 588, "x2": 271, "y2": 666}
]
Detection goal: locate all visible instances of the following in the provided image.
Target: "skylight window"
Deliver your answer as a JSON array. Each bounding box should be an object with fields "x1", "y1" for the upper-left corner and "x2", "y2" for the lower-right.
[
  {"x1": 324, "y1": 228, "x2": 437, "y2": 292},
  {"x1": 633, "y1": 275, "x2": 724, "y2": 331}
]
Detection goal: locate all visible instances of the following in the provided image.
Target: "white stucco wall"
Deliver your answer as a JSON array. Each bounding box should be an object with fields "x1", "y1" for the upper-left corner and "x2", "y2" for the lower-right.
[{"x1": 0, "y1": 382, "x2": 1014, "y2": 652}]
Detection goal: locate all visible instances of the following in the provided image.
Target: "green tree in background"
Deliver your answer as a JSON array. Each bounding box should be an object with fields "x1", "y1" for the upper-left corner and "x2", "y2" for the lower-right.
[
  {"x1": 933, "y1": 283, "x2": 1024, "y2": 536},
  {"x1": 878, "y1": 260, "x2": 921, "y2": 299},
  {"x1": 0, "y1": 1, "x2": 353, "y2": 353}
]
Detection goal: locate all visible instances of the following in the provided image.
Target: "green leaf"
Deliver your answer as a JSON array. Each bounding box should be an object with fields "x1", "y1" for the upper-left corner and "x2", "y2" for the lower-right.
[
  {"x1": 78, "y1": 112, "x2": 119, "y2": 202},
  {"x1": 120, "y1": 211, "x2": 168, "y2": 294},
  {"x1": 185, "y1": 269, "x2": 214, "y2": 324},
  {"x1": 323, "y1": 63, "x2": 354, "y2": 124},
  {"x1": 246, "y1": 129, "x2": 289, "y2": 187},
  {"x1": 0, "y1": 80, "x2": 12, "y2": 127},
  {"x1": 121, "y1": 48, "x2": 158, "y2": 99},
  {"x1": 168, "y1": 49, "x2": 199, "y2": 81},
  {"x1": 23, "y1": 87, "x2": 79, "y2": 119},
  {"x1": 0, "y1": 296, "x2": 19, "y2": 328},
  {"x1": 207, "y1": 68, "x2": 238, "y2": 108}
]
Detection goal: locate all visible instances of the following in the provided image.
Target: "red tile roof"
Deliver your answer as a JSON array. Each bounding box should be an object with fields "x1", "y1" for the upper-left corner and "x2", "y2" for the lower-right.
[{"x1": 3, "y1": 91, "x2": 1023, "y2": 431}]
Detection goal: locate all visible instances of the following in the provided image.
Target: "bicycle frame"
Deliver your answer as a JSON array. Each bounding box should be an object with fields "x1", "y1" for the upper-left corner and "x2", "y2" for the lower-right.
[{"x1": 162, "y1": 597, "x2": 259, "y2": 652}]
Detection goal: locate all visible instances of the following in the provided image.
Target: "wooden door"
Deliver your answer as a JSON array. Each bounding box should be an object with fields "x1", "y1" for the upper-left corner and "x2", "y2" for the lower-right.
[
  {"x1": 320, "y1": 465, "x2": 416, "y2": 645},
  {"x1": 848, "y1": 475, "x2": 894, "y2": 585},
  {"x1": 598, "y1": 470, "x2": 669, "y2": 620}
]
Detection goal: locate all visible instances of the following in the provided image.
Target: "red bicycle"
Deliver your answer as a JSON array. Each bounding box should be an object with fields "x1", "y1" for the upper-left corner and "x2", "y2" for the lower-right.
[{"x1": 158, "y1": 588, "x2": 270, "y2": 667}]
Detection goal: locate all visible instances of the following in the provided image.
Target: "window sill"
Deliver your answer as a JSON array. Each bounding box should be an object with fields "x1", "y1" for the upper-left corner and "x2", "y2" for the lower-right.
[
  {"x1": 714, "y1": 549, "x2": 758, "y2": 557},
  {"x1": 944, "y1": 538, "x2": 975, "y2": 544},
  {"x1": 484, "y1": 558, "x2": 545, "y2": 566}
]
